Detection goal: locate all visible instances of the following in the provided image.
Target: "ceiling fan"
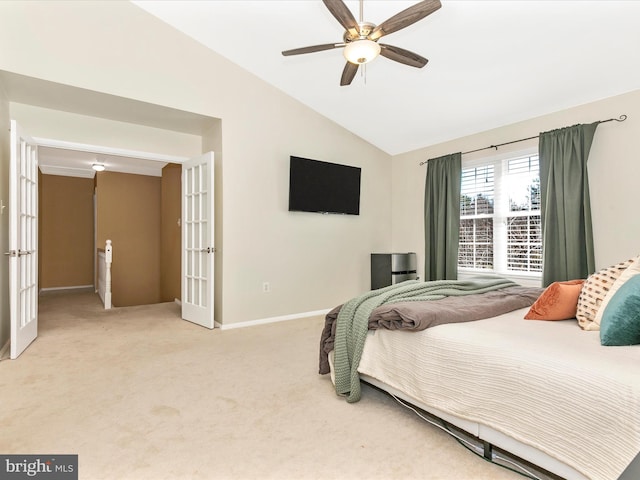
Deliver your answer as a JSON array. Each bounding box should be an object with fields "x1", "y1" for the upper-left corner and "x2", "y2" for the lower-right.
[{"x1": 282, "y1": 0, "x2": 442, "y2": 86}]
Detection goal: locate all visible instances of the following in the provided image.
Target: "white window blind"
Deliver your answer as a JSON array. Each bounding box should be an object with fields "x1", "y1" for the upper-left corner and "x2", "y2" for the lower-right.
[
  {"x1": 459, "y1": 165, "x2": 494, "y2": 269},
  {"x1": 505, "y1": 155, "x2": 542, "y2": 272},
  {"x1": 459, "y1": 153, "x2": 541, "y2": 276}
]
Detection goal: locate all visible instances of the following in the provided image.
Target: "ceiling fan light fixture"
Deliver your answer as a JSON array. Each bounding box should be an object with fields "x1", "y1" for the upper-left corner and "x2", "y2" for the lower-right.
[
  {"x1": 92, "y1": 163, "x2": 106, "y2": 172},
  {"x1": 343, "y1": 39, "x2": 380, "y2": 65}
]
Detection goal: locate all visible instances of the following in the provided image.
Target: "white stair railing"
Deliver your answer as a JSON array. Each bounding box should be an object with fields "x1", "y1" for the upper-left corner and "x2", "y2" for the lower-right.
[{"x1": 97, "y1": 239, "x2": 113, "y2": 309}]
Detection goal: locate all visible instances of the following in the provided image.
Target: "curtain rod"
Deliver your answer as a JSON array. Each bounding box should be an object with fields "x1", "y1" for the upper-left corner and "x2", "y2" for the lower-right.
[{"x1": 419, "y1": 114, "x2": 628, "y2": 166}]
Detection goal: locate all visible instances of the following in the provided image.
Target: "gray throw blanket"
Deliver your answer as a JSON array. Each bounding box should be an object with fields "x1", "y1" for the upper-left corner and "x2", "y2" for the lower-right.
[{"x1": 333, "y1": 276, "x2": 521, "y2": 403}]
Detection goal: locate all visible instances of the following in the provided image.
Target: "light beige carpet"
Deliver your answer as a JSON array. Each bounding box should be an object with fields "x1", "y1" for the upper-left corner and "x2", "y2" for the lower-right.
[{"x1": 0, "y1": 290, "x2": 528, "y2": 480}]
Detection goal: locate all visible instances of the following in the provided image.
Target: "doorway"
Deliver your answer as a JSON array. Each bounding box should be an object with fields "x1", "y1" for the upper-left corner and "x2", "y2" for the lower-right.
[
  {"x1": 38, "y1": 149, "x2": 183, "y2": 308},
  {"x1": 1, "y1": 71, "x2": 223, "y2": 356}
]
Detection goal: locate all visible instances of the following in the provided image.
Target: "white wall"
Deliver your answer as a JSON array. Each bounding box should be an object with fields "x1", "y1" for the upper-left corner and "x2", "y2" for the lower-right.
[
  {"x1": 0, "y1": 1, "x2": 392, "y2": 326},
  {"x1": 392, "y1": 89, "x2": 640, "y2": 280}
]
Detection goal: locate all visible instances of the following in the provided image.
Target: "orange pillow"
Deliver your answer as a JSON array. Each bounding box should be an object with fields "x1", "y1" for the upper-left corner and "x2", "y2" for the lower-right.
[{"x1": 524, "y1": 280, "x2": 585, "y2": 320}]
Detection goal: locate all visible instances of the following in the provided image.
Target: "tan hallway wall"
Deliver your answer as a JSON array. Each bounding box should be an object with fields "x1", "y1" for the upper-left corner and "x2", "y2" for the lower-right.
[
  {"x1": 39, "y1": 174, "x2": 94, "y2": 289},
  {"x1": 96, "y1": 171, "x2": 161, "y2": 307}
]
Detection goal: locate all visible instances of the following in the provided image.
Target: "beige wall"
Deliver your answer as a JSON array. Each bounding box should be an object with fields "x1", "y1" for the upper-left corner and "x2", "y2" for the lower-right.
[
  {"x1": 0, "y1": 80, "x2": 9, "y2": 349},
  {"x1": 39, "y1": 174, "x2": 94, "y2": 289},
  {"x1": 96, "y1": 171, "x2": 161, "y2": 307},
  {"x1": 391, "y1": 89, "x2": 640, "y2": 280},
  {"x1": 9, "y1": 103, "x2": 203, "y2": 160},
  {"x1": 0, "y1": 2, "x2": 636, "y2": 332},
  {"x1": 160, "y1": 164, "x2": 181, "y2": 302},
  {"x1": 0, "y1": 1, "x2": 392, "y2": 326}
]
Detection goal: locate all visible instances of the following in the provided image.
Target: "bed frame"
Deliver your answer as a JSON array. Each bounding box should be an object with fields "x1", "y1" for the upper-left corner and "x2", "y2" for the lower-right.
[
  {"x1": 361, "y1": 374, "x2": 582, "y2": 480},
  {"x1": 361, "y1": 374, "x2": 640, "y2": 480}
]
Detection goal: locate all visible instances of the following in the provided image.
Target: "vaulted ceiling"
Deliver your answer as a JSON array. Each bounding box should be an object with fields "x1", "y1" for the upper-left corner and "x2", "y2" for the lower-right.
[
  {"x1": 9, "y1": 1, "x2": 640, "y2": 177},
  {"x1": 134, "y1": 0, "x2": 640, "y2": 155}
]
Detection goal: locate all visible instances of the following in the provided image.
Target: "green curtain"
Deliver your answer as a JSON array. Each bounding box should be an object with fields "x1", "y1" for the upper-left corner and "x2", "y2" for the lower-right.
[
  {"x1": 424, "y1": 152, "x2": 461, "y2": 281},
  {"x1": 539, "y1": 122, "x2": 598, "y2": 286}
]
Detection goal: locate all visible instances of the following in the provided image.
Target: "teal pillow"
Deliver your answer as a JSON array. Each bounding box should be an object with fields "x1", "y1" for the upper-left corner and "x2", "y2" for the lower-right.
[{"x1": 600, "y1": 274, "x2": 640, "y2": 346}]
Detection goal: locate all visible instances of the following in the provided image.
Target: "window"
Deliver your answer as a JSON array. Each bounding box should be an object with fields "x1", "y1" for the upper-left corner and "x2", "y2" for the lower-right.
[{"x1": 459, "y1": 152, "x2": 542, "y2": 277}]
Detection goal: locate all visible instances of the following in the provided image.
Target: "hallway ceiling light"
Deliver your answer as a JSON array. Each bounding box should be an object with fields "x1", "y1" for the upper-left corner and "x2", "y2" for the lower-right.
[{"x1": 92, "y1": 163, "x2": 106, "y2": 172}]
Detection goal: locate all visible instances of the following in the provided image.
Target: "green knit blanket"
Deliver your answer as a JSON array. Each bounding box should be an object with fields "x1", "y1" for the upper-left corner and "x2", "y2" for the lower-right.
[{"x1": 333, "y1": 276, "x2": 518, "y2": 403}]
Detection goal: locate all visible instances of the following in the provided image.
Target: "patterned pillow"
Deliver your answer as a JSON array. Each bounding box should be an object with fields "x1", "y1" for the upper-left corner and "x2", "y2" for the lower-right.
[
  {"x1": 594, "y1": 256, "x2": 640, "y2": 327},
  {"x1": 576, "y1": 258, "x2": 635, "y2": 330}
]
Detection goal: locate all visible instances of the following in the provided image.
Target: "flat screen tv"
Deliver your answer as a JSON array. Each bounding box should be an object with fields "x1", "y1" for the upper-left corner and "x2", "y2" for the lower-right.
[{"x1": 288, "y1": 156, "x2": 361, "y2": 215}]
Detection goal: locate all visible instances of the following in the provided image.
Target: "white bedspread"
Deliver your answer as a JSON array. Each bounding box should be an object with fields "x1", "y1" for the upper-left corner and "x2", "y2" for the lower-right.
[{"x1": 357, "y1": 307, "x2": 640, "y2": 480}]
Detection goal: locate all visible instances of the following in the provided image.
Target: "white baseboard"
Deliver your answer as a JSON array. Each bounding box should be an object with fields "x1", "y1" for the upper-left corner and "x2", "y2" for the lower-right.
[
  {"x1": 217, "y1": 309, "x2": 331, "y2": 330},
  {"x1": 174, "y1": 298, "x2": 182, "y2": 307},
  {"x1": 40, "y1": 285, "x2": 94, "y2": 293}
]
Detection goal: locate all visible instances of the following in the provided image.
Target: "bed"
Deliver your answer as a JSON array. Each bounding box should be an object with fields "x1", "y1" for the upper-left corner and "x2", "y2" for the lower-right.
[{"x1": 319, "y1": 274, "x2": 640, "y2": 480}]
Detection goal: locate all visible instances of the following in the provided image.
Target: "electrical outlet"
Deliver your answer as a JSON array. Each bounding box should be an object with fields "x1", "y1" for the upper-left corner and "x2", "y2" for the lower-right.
[{"x1": 262, "y1": 282, "x2": 270, "y2": 293}]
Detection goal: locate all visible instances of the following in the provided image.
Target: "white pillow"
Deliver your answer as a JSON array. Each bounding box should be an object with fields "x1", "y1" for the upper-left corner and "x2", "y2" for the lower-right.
[{"x1": 594, "y1": 255, "x2": 640, "y2": 328}]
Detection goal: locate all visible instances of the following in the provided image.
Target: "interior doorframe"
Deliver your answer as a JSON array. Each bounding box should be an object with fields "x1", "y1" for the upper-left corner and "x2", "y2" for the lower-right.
[
  {"x1": 35, "y1": 137, "x2": 189, "y2": 308},
  {"x1": 34, "y1": 137, "x2": 188, "y2": 164},
  {"x1": 0, "y1": 72, "x2": 223, "y2": 348}
]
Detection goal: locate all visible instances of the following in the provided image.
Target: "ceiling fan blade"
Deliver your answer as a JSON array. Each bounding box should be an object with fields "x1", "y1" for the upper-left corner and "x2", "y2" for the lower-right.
[
  {"x1": 340, "y1": 62, "x2": 359, "y2": 86},
  {"x1": 282, "y1": 43, "x2": 344, "y2": 56},
  {"x1": 322, "y1": 0, "x2": 359, "y2": 38},
  {"x1": 379, "y1": 44, "x2": 428, "y2": 68},
  {"x1": 369, "y1": 0, "x2": 441, "y2": 41}
]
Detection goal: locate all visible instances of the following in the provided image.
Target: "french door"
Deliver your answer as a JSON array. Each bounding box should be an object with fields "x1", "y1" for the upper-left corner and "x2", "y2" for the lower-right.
[
  {"x1": 8, "y1": 120, "x2": 39, "y2": 359},
  {"x1": 181, "y1": 152, "x2": 215, "y2": 328}
]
